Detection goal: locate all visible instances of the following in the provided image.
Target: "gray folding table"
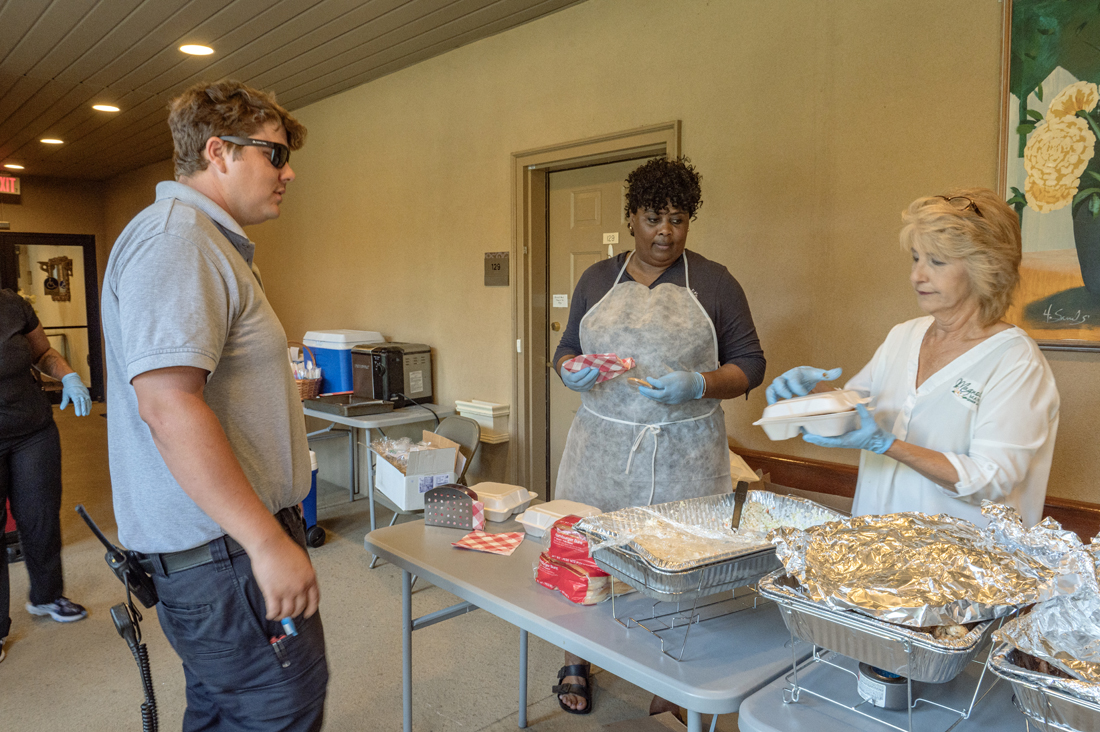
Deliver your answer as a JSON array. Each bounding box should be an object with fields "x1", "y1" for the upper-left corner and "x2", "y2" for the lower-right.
[
  {"x1": 737, "y1": 651, "x2": 1025, "y2": 732},
  {"x1": 364, "y1": 519, "x2": 812, "y2": 732},
  {"x1": 302, "y1": 403, "x2": 452, "y2": 531}
]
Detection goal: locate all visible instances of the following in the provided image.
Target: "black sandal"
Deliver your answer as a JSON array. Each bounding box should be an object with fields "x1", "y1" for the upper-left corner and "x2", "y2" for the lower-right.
[{"x1": 552, "y1": 663, "x2": 592, "y2": 715}]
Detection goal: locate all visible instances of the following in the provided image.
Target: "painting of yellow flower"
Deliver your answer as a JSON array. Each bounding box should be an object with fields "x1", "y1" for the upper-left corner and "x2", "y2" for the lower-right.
[{"x1": 1003, "y1": 1, "x2": 1100, "y2": 346}]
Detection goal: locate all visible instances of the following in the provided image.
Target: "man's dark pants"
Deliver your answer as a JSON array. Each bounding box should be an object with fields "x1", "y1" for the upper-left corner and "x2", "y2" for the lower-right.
[{"x1": 147, "y1": 507, "x2": 328, "y2": 732}]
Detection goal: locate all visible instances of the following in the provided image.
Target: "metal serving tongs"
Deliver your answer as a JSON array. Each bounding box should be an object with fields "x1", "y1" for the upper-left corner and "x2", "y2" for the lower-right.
[{"x1": 730, "y1": 480, "x2": 750, "y2": 529}]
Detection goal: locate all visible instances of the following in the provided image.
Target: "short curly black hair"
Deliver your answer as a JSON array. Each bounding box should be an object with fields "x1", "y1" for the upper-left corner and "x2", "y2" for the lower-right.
[{"x1": 624, "y1": 156, "x2": 703, "y2": 220}]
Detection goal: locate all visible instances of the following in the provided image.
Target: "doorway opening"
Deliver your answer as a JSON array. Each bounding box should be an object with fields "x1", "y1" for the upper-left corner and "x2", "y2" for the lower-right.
[
  {"x1": 0, "y1": 232, "x2": 104, "y2": 402},
  {"x1": 510, "y1": 122, "x2": 681, "y2": 498}
]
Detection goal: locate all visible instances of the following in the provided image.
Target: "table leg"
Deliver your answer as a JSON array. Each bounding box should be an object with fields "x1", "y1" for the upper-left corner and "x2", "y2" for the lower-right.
[
  {"x1": 518, "y1": 629, "x2": 528, "y2": 729},
  {"x1": 347, "y1": 427, "x2": 357, "y2": 502},
  {"x1": 403, "y1": 569, "x2": 412, "y2": 732},
  {"x1": 366, "y1": 427, "x2": 376, "y2": 533},
  {"x1": 686, "y1": 709, "x2": 702, "y2": 732}
]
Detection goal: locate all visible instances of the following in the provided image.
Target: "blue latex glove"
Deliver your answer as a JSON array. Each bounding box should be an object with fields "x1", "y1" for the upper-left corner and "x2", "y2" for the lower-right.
[
  {"x1": 60, "y1": 373, "x2": 91, "y2": 416},
  {"x1": 638, "y1": 371, "x2": 706, "y2": 405},
  {"x1": 801, "y1": 403, "x2": 895, "y2": 454},
  {"x1": 765, "y1": 366, "x2": 843, "y2": 404},
  {"x1": 560, "y1": 365, "x2": 599, "y2": 392}
]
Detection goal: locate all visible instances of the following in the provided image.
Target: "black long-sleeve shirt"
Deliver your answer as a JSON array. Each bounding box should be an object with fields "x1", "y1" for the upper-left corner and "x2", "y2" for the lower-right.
[{"x1": 552, "y1": 250, "x2": 766, "y2": 391}]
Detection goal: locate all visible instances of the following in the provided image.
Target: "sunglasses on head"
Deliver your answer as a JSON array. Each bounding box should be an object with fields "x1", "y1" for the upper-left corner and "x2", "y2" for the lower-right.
[
  {"x1": 935, "y1": 195, "x2": 982, "y2": 218},
  {"x1": 218, "y1": 136, "x2": 290, "y2": 169}
]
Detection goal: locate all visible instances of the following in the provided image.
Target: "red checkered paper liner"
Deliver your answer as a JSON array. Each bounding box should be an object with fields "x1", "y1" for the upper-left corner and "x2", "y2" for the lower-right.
[
  {"x1": 561, "y1": 353, "x2": 636, "y2": 383},
  {"x1": 452, "y1": 530, "x2": 525, "y2": 556}
]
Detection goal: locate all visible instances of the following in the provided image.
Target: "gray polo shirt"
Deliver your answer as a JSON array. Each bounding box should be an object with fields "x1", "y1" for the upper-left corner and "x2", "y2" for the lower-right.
[{"x1": 102, "y1": 181, "x2": 310, "y2": 553}]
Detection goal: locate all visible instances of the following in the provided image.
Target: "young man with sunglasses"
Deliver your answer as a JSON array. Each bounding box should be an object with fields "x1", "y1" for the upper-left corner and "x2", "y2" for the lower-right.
[{"x1": 101, "y1": 80, "x2": 327, "y2": 731}]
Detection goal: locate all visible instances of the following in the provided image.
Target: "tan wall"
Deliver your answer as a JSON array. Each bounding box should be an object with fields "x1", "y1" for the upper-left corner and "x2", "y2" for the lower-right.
[
  {"x1": 254, "y1": 0, "x2": 1100, "y2": 501},
  {"x1": 0, "y1": 175, "x2": 105, "y2": 242}
]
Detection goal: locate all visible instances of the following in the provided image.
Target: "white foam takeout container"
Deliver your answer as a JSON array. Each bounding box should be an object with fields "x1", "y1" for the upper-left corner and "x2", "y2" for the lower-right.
[
  {"x1": 754, "y1": 389, "x2": 868, "y2": 441},
  {"x1": 515, "y1": 500, "x2": 602, "y2": 537},
  {"x1": 471, "y1": 482, "x2": 538, "y2": 522}
]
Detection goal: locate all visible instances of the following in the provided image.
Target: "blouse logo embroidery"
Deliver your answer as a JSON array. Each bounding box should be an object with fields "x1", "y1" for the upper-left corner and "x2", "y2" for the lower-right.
[{"x1": 951, "y1": 378, "x2": 982, "y2": 409}]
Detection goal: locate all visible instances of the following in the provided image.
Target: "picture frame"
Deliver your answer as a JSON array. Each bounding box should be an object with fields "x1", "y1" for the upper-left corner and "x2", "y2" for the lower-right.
[{"x1": 1000, "y1": 0, "x2": 1100, "y2": 351}]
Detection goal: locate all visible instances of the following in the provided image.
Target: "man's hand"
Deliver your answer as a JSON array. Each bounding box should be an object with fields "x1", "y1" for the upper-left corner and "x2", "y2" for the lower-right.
[{"x1": 250, "y1": 532, "x2": 321, "y2": 620}]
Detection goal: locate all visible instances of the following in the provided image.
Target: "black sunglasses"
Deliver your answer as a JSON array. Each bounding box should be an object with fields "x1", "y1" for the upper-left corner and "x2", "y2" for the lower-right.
[{"x1": 218, "y1": 136, "x2": 290, "y2": 169}]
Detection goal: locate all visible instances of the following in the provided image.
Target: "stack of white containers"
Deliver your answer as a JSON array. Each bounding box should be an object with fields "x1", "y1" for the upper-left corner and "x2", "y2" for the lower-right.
[{"x1": 455, "y1": 400, "x2": 510, "y2": 443}]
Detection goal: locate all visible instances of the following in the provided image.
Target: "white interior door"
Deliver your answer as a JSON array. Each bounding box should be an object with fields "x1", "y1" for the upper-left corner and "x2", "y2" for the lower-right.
[{"x1": 547, "y1": 157, "x2": 653, "y2": 497}]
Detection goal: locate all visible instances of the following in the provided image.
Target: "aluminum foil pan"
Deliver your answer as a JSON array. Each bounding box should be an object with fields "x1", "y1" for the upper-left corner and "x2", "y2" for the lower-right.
[
  {"x1": 591, "y1": 543, "x2": 779, "y2": 603},
  {"x1": 770, "y1": 502, "x2": 1095, "y2": 627},
  {"x1": 988, "y1": 642, "x2": 1100, "y2": 731},
  {"x1": 995, "y1": 592, "x2": 1100, "y2": 686},
  {"x1": 759, "y1": 570, "x2": 996, "y2": 683},
  {"x1": 577, "y1": 490, "x2": 844, "y2": 572}
]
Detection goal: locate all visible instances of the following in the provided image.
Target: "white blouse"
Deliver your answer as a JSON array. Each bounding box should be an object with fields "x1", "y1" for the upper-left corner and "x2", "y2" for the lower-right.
[{"x1": 846, "y1": 317, "x2": 1059, "y2": 527}]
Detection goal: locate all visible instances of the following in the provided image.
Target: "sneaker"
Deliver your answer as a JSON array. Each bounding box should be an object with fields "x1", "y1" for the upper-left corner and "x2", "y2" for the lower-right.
[
  {"x1": 0, "y1": 637, "x2": 6, "y2": 663},
  {"x1": 27, "y1": 597, "x2": 87, "y2": 622}
]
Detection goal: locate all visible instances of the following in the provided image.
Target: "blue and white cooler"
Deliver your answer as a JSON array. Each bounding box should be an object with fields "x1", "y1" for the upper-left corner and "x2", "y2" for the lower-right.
[{"x1": 301, "y1": 329, "x2": 385, "y2": 394}]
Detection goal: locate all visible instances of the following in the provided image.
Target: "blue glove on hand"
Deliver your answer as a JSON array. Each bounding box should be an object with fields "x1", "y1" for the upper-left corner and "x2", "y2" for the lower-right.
[
  {"x1": 638, "y1": 371, "x2": 706, "y2": 405},
  {"x1": 560, "y1": 366, "x2": 599, "y2": 392},
  {"x1": 765, "y1": 366, "x2": 843, "y2": 404},
  {"x1": 60, "y1": 373, "x2": 91, "y2": 416},
  {"x1": 801, "y1": 403, "x2": 895, "y2": 454}
]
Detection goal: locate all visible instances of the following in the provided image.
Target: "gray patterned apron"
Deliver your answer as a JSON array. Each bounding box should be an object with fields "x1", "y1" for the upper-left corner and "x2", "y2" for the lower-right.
[{"x1": 554, "y1": 252, "x2": 731, "y2": 512}]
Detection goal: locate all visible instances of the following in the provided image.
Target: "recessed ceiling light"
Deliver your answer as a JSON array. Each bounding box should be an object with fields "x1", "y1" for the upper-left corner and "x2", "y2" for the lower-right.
[
  {"x1": 40, "y1": 138, "x2": 63, "y2": 144},
  {"x1": 92, "y1": 104, "x2": 120, "y2": 112},
  {"x1": 180, "y1": 44, "x2": 214, "y2": 55},
  {"x1": 4, "y1": 164, "x2": 24, "y2": 170}
]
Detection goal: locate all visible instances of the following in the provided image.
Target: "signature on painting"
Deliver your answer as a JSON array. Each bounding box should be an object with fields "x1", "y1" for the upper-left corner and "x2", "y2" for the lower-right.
[{"x1": 1043, "y1": 305, "x2": 1090, "y2": 325}]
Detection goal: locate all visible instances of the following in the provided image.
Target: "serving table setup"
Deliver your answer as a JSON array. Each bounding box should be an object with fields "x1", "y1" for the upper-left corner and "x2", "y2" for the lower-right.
[{"x1": 364, "y1": 478, "x2": 1100, "y2": 732}]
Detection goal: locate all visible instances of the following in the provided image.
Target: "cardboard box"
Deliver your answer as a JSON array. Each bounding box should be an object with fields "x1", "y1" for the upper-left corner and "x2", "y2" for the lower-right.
[{"x1": 374, "y1": 431, "x2": 465, "y2": 511}]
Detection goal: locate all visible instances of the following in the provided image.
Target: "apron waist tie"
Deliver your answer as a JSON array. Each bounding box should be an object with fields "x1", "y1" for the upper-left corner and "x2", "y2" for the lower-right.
[{"x1": 582, "y1": 404, "x2": 719, "y2": 506}]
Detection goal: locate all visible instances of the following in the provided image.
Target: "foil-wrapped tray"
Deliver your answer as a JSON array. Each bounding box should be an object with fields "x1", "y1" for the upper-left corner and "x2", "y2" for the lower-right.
[
  {"x1": 988, "y1": 643, "x2": 1100, "y2": 732},
  {"x1": 759, "y1": 570, "x2": 997, "y2": 683},
  {"x1": 770, "y1": 503, "x2": 1096, "y2": 627},
  {"x1": 576, "y1": 491, "x2": 845, "y2": 603}
]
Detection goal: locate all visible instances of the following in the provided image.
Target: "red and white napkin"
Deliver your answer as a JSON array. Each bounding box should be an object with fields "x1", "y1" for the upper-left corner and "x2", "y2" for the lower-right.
[
  {"x1": 452, "y1": 530, "x2": 525, "y2": 556},
  {"x1": 561, "y1": 353, "x2": 636, "y2": 384}
]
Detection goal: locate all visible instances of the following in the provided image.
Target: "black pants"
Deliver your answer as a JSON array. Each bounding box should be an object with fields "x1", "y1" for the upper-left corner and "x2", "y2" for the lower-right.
[
  {"x1": 148, "y1": 507, "x2": 328, "y2": 732},
  {"x1": 0, "y1": 421, "x2": 64, "y2": 638}
]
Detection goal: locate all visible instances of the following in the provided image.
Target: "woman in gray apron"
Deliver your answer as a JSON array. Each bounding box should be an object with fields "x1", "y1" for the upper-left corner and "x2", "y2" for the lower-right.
[{"x1": 551, "y1": 158, "x2": 766, "y2": 718}]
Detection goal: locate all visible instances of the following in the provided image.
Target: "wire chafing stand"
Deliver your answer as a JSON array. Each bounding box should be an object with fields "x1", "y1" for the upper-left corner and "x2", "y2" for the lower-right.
[{"x1": 759, "y1": 570, "x2": 1008, "y2": 732}]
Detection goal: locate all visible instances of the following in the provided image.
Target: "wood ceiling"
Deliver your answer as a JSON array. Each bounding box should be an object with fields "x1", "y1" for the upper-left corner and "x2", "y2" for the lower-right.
[{"x1": 0, "y1": 0, "x2": 581, "y2": 180}]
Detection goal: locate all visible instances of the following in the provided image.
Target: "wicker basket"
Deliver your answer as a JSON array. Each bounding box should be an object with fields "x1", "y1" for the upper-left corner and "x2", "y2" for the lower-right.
[{"x1": 291, "y1": 343, "x2": 322, "y2": 400}]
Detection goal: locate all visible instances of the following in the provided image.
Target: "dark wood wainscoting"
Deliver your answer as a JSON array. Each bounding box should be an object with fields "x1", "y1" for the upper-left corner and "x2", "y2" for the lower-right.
[{"x1": 731, "y1": 444, "x2": 1100, "y2": 541}]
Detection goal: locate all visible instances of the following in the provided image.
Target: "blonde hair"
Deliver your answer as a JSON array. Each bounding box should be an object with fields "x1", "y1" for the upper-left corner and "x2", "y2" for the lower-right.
[
  {"x1": 168, "y1": 80, "x2": 307, "y2": 179},
  {"x1": 899, "y1": 187, "x2": 1021, "y2": 325}
]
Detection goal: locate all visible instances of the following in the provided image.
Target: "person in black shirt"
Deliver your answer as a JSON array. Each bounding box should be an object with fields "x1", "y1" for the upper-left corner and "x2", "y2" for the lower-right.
[
  {"x1": 550, "y1": 158, "x2": 765, "y2": 718},
  {"x1": 0, "y1": 288, "x2": 92, "y2": 663}
]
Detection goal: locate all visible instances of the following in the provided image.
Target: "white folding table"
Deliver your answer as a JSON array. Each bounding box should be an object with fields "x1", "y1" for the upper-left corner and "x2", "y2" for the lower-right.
[{"x1": 364, "y1": 518, "x2": 813, "y2": 732}]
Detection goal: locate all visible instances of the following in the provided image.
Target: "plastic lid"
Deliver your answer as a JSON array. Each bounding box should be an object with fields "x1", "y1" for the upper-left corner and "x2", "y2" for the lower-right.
[
  {"x1": 302, "y1": 330, "x2": 385, "y2": 345},
  {"x1": 517, "y1": 500, "x2": 601, "y2": 528},
  {"x1": 760, "y1": 390, "x2": 866, "y2": 421}
]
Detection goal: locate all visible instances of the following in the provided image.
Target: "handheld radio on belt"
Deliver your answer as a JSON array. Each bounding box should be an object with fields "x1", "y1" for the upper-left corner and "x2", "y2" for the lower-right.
[{"x1": 76, "y1": 505, "x2": 160, "y2": 732}]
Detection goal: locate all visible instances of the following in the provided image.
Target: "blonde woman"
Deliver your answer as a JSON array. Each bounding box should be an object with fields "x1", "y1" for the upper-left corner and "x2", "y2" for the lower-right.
[{"x1": 767, "y1": 188, "x2": 1059, "y2": 526}]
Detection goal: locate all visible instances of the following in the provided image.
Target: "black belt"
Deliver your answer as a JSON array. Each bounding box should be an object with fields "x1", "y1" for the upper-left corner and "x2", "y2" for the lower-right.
[{"x1": 138, "y1": 535, "x2": 247, "y2": 576}]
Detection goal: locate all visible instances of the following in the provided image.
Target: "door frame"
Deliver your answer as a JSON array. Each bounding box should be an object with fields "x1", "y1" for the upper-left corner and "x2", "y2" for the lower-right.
[
  {"x1": 509, "y1": 121, "x2": 681, "y2": 496},
  {"x1": 0, "y1": 232, "x2": 104, "y2": 402}
]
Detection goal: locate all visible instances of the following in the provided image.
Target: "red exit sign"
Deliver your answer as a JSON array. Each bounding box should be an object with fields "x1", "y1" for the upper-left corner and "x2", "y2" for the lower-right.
[{"x1": 0, "y1": 176, "x2": 19, "y2": 195}]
